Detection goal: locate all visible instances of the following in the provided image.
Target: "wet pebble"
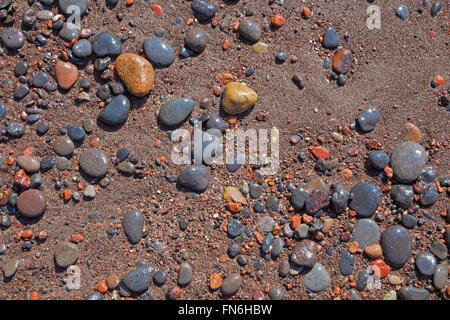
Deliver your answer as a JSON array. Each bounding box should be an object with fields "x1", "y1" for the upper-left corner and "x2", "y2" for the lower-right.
[
  {"x1": 415, "y1": 252, "x2": 436, "y2": 276},
  {"x1": 122, "y1": 265, "x2": 155, "y2": 294},
  {"x1": 185, "y1": 29, "x2": 208, "y2": 53},
  {"x1": 54, "y1": 241, "x2": 80, "y2": 267},
  {"x1": 390, "y1": 142, "x2": 427, "y2": 183},
  {"x1": 290, "y1": 240, "x2": 318, "y2": 267},
  {"x1": 369, "y1": 151, "x2": 390, "y2": 171},
  {"x1": 322, "y1": 27, "x2": 339, "y2": 49},
  {"x1": 357, "y1": 108, "x2": 380, "y2": 132},
  {"x1": 221, "y1": 273, "x2": 241, "y2": 297},
  {"x1": 353, "y1": 218, "x2": 380, "y2": 249},
  {"x1": 158, "y1": 98, "x2": 194, "y2": 127},
  {"x1": 17, "y1": 189, "x2": 47, "y2": 218},
  {"x1": 349, "y1": 182, "x2": 381, "y2": 218},
  {"x1": 381, "y1": 225, "x2": 412, "y2": 267},
  {"x1": 395, "y1": 5, "x2": 410, "y2": 20},
  {"x1": 178, "y1": 263, "x2": 193, "y2": 286},
  {"x1": 79, "y1": 149, "x2": 109, "y2": 177},
  {"x1": 1, "y1": 29, "x2": 25, "y2": 50},
  {"x1": 122, "y1": 210, "x2": 144, "y2": 244},
  {"x1": 191, "y1": 0, "x2": 217, "y2": 22},
  {"x1": 390, "y1": 185, "x2": 414, "y2": 209},
  {"x1": 98, "y1": 95, "x2": 130, "y2": 126},
  {"x1": 92, "y1": 31, "x2": 122, "y2": 57},
  {"x1": 177, "y1": 165, "x2": 209, "y2": 192},
  {"x1": 419, "y1": 184, "x2": 438, "y2": 207},
  {"x1": 303, "y1": 263, "x2": 331, "y2": 292},
  {"x1": 238, "y1": 20, "x2": 261, "y2": 42},
  {"x1": 143, "y1": 38, "x2": 175, "y2": 68}
]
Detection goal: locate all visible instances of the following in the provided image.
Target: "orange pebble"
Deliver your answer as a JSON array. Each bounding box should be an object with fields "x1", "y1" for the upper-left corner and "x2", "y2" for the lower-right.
[
  {"x1": 302, "y1": 7, "x2": 311, "y2": 19},
  {"x1": 96, "y1": 281, "x2": 108, "y2": 293},
  {"x1": 271, "y1": 14, "x2": 285, "y2": 27}
]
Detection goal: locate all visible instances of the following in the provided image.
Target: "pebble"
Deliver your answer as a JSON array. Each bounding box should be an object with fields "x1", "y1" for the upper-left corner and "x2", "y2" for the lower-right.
[
  {"x1": 322, "y1": 27, "x2": 339, "y2": 49},
  {"x1": 401, "y1": 214, "x2": 417, "y2": 229},
  {"x1": 331, "y1": 184, "x2": 349, "y2": 214},
  {"x1": 158, "y1": 98, "x2": 194, "y2": 127},
  {"x1": 17, "y1": 156, "x2": 40, "y2": 173},
  {"x1": 1, "y1": 29, "x2": 25, "y2": 50},
  {"x1": 381, "y1": 225, "x2": 412, "y2": 267},
  {"x1": 92, "y1": 31, "x2": 122, "y2": 57},
  {"x1": 238, "y1": 20, "x2": 261, "y2": 42},
  {"x1": 357, "y1": 108, "x2": 380, "y2": 132},
  {"x1": 415, "y1": 252, "x2": 436, "y2": 276},
  {"x1": 86, "y1": 292, "x2": 103, "y2": 300},
  {"x1": 72, "y1": 39, "x2": 92, "y2": 58},
  {"x1": 268, "y1": 287, "x2": 284, "y2": 300},
  {"x1": 430, "y1": 1, "x2": 442, "y2": 17},
  {"x1": 17, "y1": 189, "x2": 47, "y2": 218},
  {"x1": 122, "y1": 265, "x2": 155, "y2": 294},
  {"x1": 185, "y1": 29, "x2": 208, "y2": 53},
  {"x1": 221, "y1": 82, "x2": 258, "y2": 115},
  {"x1": 55, "y1": 61, "x2": 78, "y2": 90},
  {"x1": 153, "y1": 270, "x2": 167, "y2": 286},
  {"x1": 178, "y1": 263, "x2": 193, "y2": 286},
  {"x1": 13, "y1": 85, "x2": 30, "y2": 100},
  {"x1": 395, "y1": 5, "x2": 410, "y2": 20},
  {"x1": 430, "y1": 239, "x2": 447, "y2": 260},
  {"x1": 223, "y1": 187, "x2": 246, "y2": 204},
  {"x1": 227, "y1": 219, "x2": 243, "y2": 238},
  {"x1": 290, "y1": 187, "x2": 308, "y2": 210},
  {"x1": 390, "y1": 185, "x2": 414, "y2": 209},
  {"x1": 348, "y1": 288, "x2": 361, "y2": 300},
  {"x1": 0, "y1": 102, "x2": 5, "y2": 120},
  {"x1": 177, "y1": 165, "x2": 209, "y2": 192},
  {"x1": 115, "y1": 53, "x2": 154, "y2": 97},
  {"x1": 339, "y1": 250, "x2": 355, "y2": 276},
  {"x1": 305, "y1": 177, "x2": 330, "y2": 194},
  {"x1": 98, "y1": 95, "x2": 130, "y2": 126},
  {"x1": 2, "y1": 258, "x2": 19, "y2": 278},
  {"x1": 79, "y1": 149, "x2": 109, "y2": 177},
  {"x1": 419, "y1": 184, "x2": 438, "y2": 207},
  {"x1": 390, "y1": 142, "x2": 427, "y2": 184},
  {"x1": 54, "y1": 241, "x2": 80, "y2": 267},
  {"x1": 398, "y1": 287, "x2": 430, "y2": 300},
  {"x1": 304, "y1": 190, "x2": 329, "y2": 215},
  {"x1": 353, "y1": 218, "x2": 380, "y2": 249},
  {"x1": 290, "y1": 240, "x2": 318, "y2": 267},
  {"x1": 349, "y1": 182, "x2": 381, "y2": 218},
  {"x1": 303, "y1": 263, "x2": 331, "y2": 293},
  {"x1": 40, "y1": 156, "x2": 55, "y2": 171},
  {"x1": 83, "y1": 185, "x2": 96, "y2": 198},
  {"x1": 332, "y1": 48, "x2": 353, "y2": 74},
  {"x1": 121, "y1": 209, "x2": 144, "y2": 244},
  {"x1": 53, "y1": 136, "x2": 74, "y2": 156},
  {"x1": 433, "y1": 264, "x2": 448, "y2": 289},
  {"x1": 221, "y1": 273, "x2": 241, "y2": 297},
  {"x1": 32, "y1": 72, "x2": 49, "y2": 88},
  {"x1": 364, "y1": 243, "x2": 383, "y2": 259},
  {"x1": 257, "y1": 216, "x2": 275, "y2": 234},
  {"x1": 143, "y1": 38, "x2": 175, "y2": 68},
  {"x1": 369, "y1": 151, "x2": 390, "y2": 171},
  {"x1": 191, "y1": 0, "x2": 217, "y2": 22},
  {"x1": 59, "y1": 23, "x2": 79, "y2": 41}
]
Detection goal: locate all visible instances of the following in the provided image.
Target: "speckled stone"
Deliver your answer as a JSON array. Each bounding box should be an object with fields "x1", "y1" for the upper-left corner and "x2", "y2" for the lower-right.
[
  {"x1": 290, "y1": 239, "x2": 318, "y2": 268},
  {"x1": 303, "y1": 263, "x2": 331, "y2": 293},
  {"x1": 349, "y1": 182, "x2": 381, "y2": 218},
  {"x1": 353, "y1": 218, "x2": 380, "y2": 249},
  {"x1": 79, "y1": 149, "x2": 109, "y2": 178},
  {"x1": 17, "y1": 156, "x2": 40, "y2": 173},
  {"x1": 332, "y1": 48, "x2": 353, "y2": 74},
  {"x1": 381, "y1": 225, "x2": 412, "y2": 268},
  {"x1": 122, "y1": 210, "x2": 144, "y2": 244},
  {"x1": 390, "y1": 142, "x2": 427, "y2": 184},
  {"x1": 390, "y1": 185, "x2": 414, "y2": 209},
  {"x1": 54, "y1": 241, "x2": 80, "y2": 267}
]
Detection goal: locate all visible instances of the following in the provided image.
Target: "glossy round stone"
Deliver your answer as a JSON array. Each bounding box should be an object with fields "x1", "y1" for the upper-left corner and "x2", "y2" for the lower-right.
[
  {"x1": 185, "y1": 29, "x2": 208, "y2": 53},
  {"x1": 415, "y1": 252, "x2": 436, "y2": 276},
  {"x1": 390, "y1": 185, "x2": 414, "y2": 209},
  {"x1": 55, "y1": 61, "x2": 78, "y2": 90},
  {"x1": 53, "y1": 136, "x2": 74, "y2": 156},
  {"x1": 98, "y1": 95, "x2": 130, "y2": 126},
  {"x1": 395, "y1": 4, "x2": 410, "y2": 20},
  {"x1": 381, "y1": 225, "x2": 412, "y2": 268},
  {"x1": 303, "y1": 263, "x2": 331, "y2": 293},
  {"x1": 177, "y1": 165, "x2": 209, "y2": 193},
  {"x1": 353, "y1": 218, "x2": 380, "y2": 249},
  {"x1": 115, "y1": 53, "x2": 154, "y2": 97},
  {"x1": 158, "y1": 98, "x2": 194, "y2": 127},
  {"x1": 191, "y1": 0, "x2": 217, "y2": 22},
  {"x1": 122, "y1": 209, "x2": 144, "y2": 244},
  {"x1": 79, "y1": 149, "x2": 109, "y2": 177},
  {"x1": 221, "y1": 273, "x2": 241, "y2": 297},
  {"x1": 322, "y1": 27, "x2": 339, "y2": 49},
  {"x1": 1, "y1": 29, "x2": 25, "y2": 50},
  {"x1": 368, "y1": 151, "x2": 390, "y2": 171},
  {"x1": 390, "y1": 142, "x2": 427, "y2": 183},
  {"x1": 59, "y1": 23, "x2": 79, "y2": 41},
  {"x1": 122, "y1": 265, "x2": 155, "y2": 294},
  {"x1": 16, "y1": 189, "x2": 47, "y2": 218},
  {"x1": 357, "y1": 108, "x2": 380, "y2": 132},
  {"x1": 238, "y1": 20, "x2": 261, "y2": 42},
  {"x1": 32, "y1": 72, "x2": 49, "y2": 88},
  {"x1": 349, "y1": 182, "x2": 381, "y2": 218},
  {"x1": 221, "y1": 82, "x2": 258, "y2": 115},
  {"x1": 72, "y1": 39, "x2": 92, "y2": 58},
  {"x1": 143, "y1": 38, "x2": 175, "y2": 68},
  {"x1": 92, "y1": 31, "x2": 122, "y2": 57}
]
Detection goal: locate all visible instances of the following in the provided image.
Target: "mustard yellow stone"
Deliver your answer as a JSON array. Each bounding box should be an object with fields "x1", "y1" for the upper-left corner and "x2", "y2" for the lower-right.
[
  {"x1": 251, "y1": 41, "x2": 268, "y2": 55},
  {"x1": 115, "y1": 53, "x2": 155, "y2": 97},
  {"x1": 221, "y1": 82, "x2": 258, "y2": 115},
  {"x1": 223, "y1": 187, "x2": 247, "y2": 204}
]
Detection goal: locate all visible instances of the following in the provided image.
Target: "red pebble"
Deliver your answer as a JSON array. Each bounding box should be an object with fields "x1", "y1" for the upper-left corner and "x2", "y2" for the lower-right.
[{"x1": 151, "y1": 4, "x2": 163, "y2": 15}]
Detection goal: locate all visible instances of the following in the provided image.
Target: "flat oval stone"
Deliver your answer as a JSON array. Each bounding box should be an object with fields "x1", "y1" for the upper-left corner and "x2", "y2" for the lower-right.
[
  {"x1": 322, "y1": 27, "x2": 339, "y2": 49},
  {"x1": 419, "y1": 184, "x2": 438, "y2": 207},
  {"x1": 92, "y1": 31, "x2": 122, "y2": 57},
  {"x1": 55, "y1": 61, "x2": 78, "y2": 90},
  {"x1": 433, "y1": 264, "x2": 448, "y2": 290},
  {"x1": 191, "y1": 0, "x2": 217, "y2": 21},
  {"x1": 221, "y1": 273, "x2": 241, "y2": 297},
  {"x1": 79, "y1": 149, "x2": 109, "y2": 177},
  {"x1": 357, "y1": 108, "x2": 380, "y2": 132},
  {"x1": 158, "y1": 98, "x2": 194, "y2": 127},
  {"x1": 143, "y1": 38, "x2": 175, "y2": 68},
  {"x1": 115, "y1": 53, "x2": 154, "y2": 97},
  {"x1": 177, "y1": 165, "x2": 209, "y2": 192},
  {"x1": 2, "y1": 258, "x2": 19, "y2": 278},
  {"x1": 53, "y1": 136, "x2": 74, "y2": 156},
  {"x1": 72, "y1": 39, "x2": 92, "y2": 58},
  {"x1": 16, "y1": 189, "x2": 46, "y2": 218},
  {"x1": 290, "y1": 239, "x2": 318, "y2": 268},
  {"x1": 398, "y1": 287, "x2": 430, "y2": 300},
  {"x1": 238, "y1": 20, "x2": 261, "y2": 42},
  {"x1": 390, "y1": 185, "x2": 414, "y2": 209},
  {"x1": 390, "y1": 142, "x2": 427, "y2": 183},
  {"x1": 122, "y1": 265, "x2": 155, "y2": 294},
  {"x1": 122, "y1": 209, "x2": 144, "y2": 244},
  {"x1": 185, "y1": 29, "x2": 208, "y2": 53},
  {"x1": 59, "y1": 0, "x2": 88, "y2": 15},
  {"x1": 221, "y1": 82, "x2": 258, "y2": 115},
  {"x1": 54, "y1": 241, "x2": 80, "y2": 268},
  {"x1": 178, "y1": 263, "x2": 193, "y2": 286},
  {"x1": 339, "y1": 250, "x2": 355, "y2": 276},
  {"x1": 349, "y1": 182, "x2": 381, "y2": 218},
  {"x1": 381, "y1": 225, "x2": 412, "y2": 268},
  {"x1": 353, "y1": 219, "x2": 380, "y2": 249},
  {"x1": 303, "y1": 263, "x2": 331, "y2": 292},
  {"x1": 1, "y1": 29, "x2": 25, "y2": 50},
  {"x1": 332, "y1": 48, "x2": 353, "y2": 74},
  {"x1": 98, "y1": 95, "x2": 130, "y2": 126},
  {"x1": 32, "y1": 72, "x2": 49, "y2": 88},
  {"x1": 415, "y1": 252, "x2": 436, "y2": 276},
  {"x1": 17, "y1": 156, "x2": 40, "y2": 173},
  {"x1": 430, "y1": 239, "x2": 447, "y2": 260},
  {"x1": 395, "y1": 4, "x2": 410, "y2": 20},
  {"x1": 369, "y1": 151, "x2": 390, "y2": 171}
]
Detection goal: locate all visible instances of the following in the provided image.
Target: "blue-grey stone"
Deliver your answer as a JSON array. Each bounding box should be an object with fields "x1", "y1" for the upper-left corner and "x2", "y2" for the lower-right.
[
  {"x1": 14, "y1": 61, "x2": 28, "y2": 77},
  {"x1": 415, "y1": 252, "x2": 436, "y2": 276},
  {"x1": 59, "y1": 23, "x2": 79, "y2": 41},
  {"x1": 177, "y1": 165, "x2": 209, "y2": 192},
  {"x1": 395, "y1": 5, "x2": 410, "y2": 20},
  {"x1": 191, "y1": 0, "x2": 217, "y2": 21},
  {"x1": 1, "y1": 29, "x2": 25, "y2": 50},
  {"x1": 143, "y1": 38, "x2": 175, "y2": 68},
  {"x1": 303, "y1": 263, "x2": 331, "y2": 293},
  {"x1": 290, "y1": 187, "x2": 308, "y2": 210},
  {"x1": 72, "y1": 39, "x2": 92, "y2": 58},
  {"x1": 98, "y1": 95, "x2": 130, "y2": 126},
  {"x1": 0, "y1": 102, "x2": 6, "y2": 120},
  {"x1": 339, "y1": 250, "x2": 355, "y2": 276},
  {"x1": 331, "y1": 184, "x2": 349, "y2": 214},
  {"x1": 67, "y1": 125, "x2": 85, "y2": 141},
  {"x1": 398, "y1": 287, "x2": 430, "y2": 300},
  {"x1": 31, "y1": 72, "x2": 49, "y2": 88},
  {"x1": 85, "y1": 292, "x2": 103, "y2": 300},
  {"x1": 349, "y1": 182, "x2": 381, "y2": 218},
  {"x1": 322, "y1": 27, "x2": 339, "y2": 49},
  {"x1": 390, "y1": 142, "x2": 427, "y2": 183},
  {"x1": 430, "y1": 1, "x2": 442, "y2": 17},
  {"x1": 238, "y1": 20, "x2": 261, "y2": 42},
  {"x1": 227, "y1": 219, "x2": 243, "y2": 238},
  {"x1": 158, "y1": 98, "x2": 194, "y2": 127},
  {"x1": 14, "y1": 85, "x2": 30, "y2": 100},
  {"x1": 353, "y1": 218, "x2": 380, "y2": 249},
  {"x1": 433, "y1": 264, "x2": 448, "y2": 290},
  {"x1": 369, "y1": 151, "x2": 390, "y2": 171},
  {"x1": 122, "y1": 209, "x2": 144, "y2": 244},
  {"x1": 92, "y1": 31, "x2": 122, "y2": 57},
  {"x1": 357, "y1": 108, "x2": 380, "y2": 132},
  {"x1": 401, "y1": 214, "x2": 416, "y2": 229},
  {"x1": 178, "y1": 263, "x2": 193, "y2": 286},
  {"x1": 6, "y1": 122, "x2": 25, "y2": 137},
  {"x1": 122, "y1": 265, "x2": 155, "y2": 294},
  {"x1": 419, "y1": 184, "x2": 438, "y2": 207},
  {"x1": 390, "y1": 185, "x2": 414, "y2": 209},
  {"x1": 381, "y1": 225, "x2": 412, "y2": 268}
]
